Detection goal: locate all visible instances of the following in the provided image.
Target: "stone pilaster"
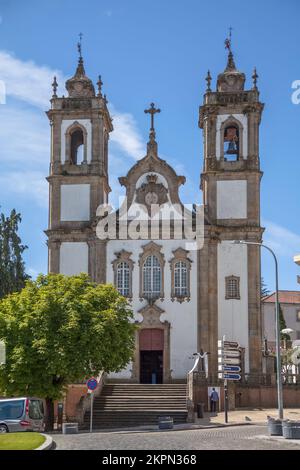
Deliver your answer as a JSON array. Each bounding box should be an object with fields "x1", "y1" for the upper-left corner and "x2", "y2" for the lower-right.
[
  {"x1": 48, "y1": 240, "x2": 61, "y2": 273},
  {"x1": 88, "y1": 239, "x2": 107, "y2": 283},
  {"x1": 247, "y1": 242, "x2": 262, "y2": 373}
]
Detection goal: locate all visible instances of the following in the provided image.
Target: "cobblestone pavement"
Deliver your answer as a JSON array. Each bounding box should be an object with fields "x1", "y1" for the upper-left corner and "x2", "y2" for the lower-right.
[
  {"x1": 52, "y1": 425, "x2": 300, "y2": 450},
  {"x1": 206, "y1": 408, "x2": 300, "y2": 426}
]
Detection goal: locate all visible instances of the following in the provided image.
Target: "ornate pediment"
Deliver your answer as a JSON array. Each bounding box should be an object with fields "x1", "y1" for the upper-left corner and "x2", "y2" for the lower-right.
[
  {"x1": 137, "y1": 304, "x2": 167, "y2": 327},
  {"x1": 135, "y1": 174, "x2": 168, "y2": 209}
]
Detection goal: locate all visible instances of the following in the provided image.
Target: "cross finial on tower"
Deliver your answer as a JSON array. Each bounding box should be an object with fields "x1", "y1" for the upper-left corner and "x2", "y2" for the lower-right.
[
  {"x1": 77, "y1": 32, "x2": 83, "y2": 60},
  {"x1": 144, "y1": 102, "x2": 161, "y2": 134},
  {"x1": 224, "y1": 26, "x2": 236, "y2": 71},
  {"x1": 225, "y1": 26, "x2": 233, "y2": 52}
]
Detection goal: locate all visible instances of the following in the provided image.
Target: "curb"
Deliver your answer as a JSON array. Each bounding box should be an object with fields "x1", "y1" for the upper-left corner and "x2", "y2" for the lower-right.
[{"x1": 35, "y1": 433, "x2": 53, "y2": 451}]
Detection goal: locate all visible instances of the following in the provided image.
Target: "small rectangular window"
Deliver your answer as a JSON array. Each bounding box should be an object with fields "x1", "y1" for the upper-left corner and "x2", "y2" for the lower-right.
[
  {"x1": 225, "y1": 276, "x2": 240, "y2": 300},
  {"x1": 296, "y1": 311, "x2": 300, "y2": 322}
]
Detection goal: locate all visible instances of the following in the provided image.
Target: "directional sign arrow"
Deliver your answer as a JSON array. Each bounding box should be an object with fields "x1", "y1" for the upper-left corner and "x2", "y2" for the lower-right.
[
  {"x1": 223, "y1": 350, "x2": 241, "y2": 358},
  {"x1": 223, "y1": 365, "x2": 241, "y2": 373},
  {"x1": 223, "y1": 358, "x2": 241, "y2": 365},
  {"x1": 223, "y1": 373, "x2": 241, "y2": 381},
  {"x1": 224, "y1": 341, "x2": 239, "y2": 349}
]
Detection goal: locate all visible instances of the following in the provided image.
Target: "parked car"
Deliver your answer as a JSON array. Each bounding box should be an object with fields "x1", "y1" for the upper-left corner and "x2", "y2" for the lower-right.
[{"x1": 0, "y1": 397, "x2": 44, "y2": 433}]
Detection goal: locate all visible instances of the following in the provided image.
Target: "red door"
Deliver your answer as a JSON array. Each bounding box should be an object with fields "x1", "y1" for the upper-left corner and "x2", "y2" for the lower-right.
[
  {"x1": 140, "y1": 329, "x2": 164, "y2": 384},
  {"x1": 140, "y1": 329, "x2": 164, "y2": 351}
]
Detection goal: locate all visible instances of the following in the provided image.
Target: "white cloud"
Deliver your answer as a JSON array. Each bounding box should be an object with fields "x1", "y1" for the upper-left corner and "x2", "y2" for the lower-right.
[
  {"x1": 263, "y1": 219, "x2": 300, "y2": 258},
  {"x1": 0, "y1": 50, "x2": 65, "y2": 109},
  {"x1": 109, "y1": 105, "x2": 145, "y2": 160},
  {"x1": 0, "y1": 170, "x2": 48, "y2": 208},
  {"x1": 0, "y1": 105, "x2": 49, "y2": 164}
]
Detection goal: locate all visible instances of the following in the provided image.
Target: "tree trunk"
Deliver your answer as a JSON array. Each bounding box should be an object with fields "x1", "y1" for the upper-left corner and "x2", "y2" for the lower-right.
[{"x1": 45, "y1": 397, "x2": 55, "y2": 431}]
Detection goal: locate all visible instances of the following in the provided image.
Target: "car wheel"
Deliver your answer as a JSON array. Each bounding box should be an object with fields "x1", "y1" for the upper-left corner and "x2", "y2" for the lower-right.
[{"x1": 0, "y1": 424, "x2": 8, "y2": 433}]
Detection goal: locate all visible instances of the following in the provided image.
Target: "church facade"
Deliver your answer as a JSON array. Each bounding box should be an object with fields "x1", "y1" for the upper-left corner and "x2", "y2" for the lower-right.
[{"x1": 46, "y1": 46, "x2": 264, "y2": 383}]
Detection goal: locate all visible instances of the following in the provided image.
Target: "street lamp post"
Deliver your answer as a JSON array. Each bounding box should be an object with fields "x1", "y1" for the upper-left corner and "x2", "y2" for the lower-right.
[{"x1": 233, "y1": 240, "x2": 283, "y2": 419}]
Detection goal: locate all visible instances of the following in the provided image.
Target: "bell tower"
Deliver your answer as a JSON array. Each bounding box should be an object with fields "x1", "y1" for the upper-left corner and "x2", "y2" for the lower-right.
[
  {"x1": 46, "y1": 41, "x2": 113, "y2": 282},
  {"x1": 199, "y1": 40, "x2": 264, "y2": 375}
]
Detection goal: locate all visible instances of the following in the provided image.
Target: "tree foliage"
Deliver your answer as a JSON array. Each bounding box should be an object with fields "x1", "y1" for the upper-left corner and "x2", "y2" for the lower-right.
[
  {"x1": 279, "y1": 304, "x2": 290, "y2": 340},
  {"x1": 0, "y1": 274, "x2": 136, "y2": 429},
  {"x1": 261, "y1": 277, "x2": 270, "y2": 299},
  {"x1": 0, "y1": 209, "x2": 29, "y2": 299}
]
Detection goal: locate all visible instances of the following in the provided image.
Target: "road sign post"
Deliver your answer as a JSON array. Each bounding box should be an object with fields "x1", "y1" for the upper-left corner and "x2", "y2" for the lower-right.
[
  {"x1": 224, "y1": 379, "x2": 228, "y2": 424},
  {"x1": 90, "y1": 391, "x2": 94, "y2": 433},
  {"x1": 218, "y1": 336, "x2": 242, "y2": 424},
  {"x1": 86, "y1": 377, "x2": 98, "y2": 433}
]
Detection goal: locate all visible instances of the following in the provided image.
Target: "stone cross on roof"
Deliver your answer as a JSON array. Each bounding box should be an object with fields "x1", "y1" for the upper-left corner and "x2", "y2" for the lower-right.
[{"x1": 144, "y1": 102, "x2": 161, "y2": 133}]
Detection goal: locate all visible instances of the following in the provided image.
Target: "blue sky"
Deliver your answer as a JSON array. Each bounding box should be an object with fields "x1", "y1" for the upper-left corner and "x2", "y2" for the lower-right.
[{"x1": 0, "y1": 0, "x2": 299, "y2": 293}]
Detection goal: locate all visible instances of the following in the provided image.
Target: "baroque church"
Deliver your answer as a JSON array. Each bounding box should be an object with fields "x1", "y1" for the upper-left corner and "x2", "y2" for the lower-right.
[{"x1": 46, "y1": 43, "x2": 264, "y2": 384}]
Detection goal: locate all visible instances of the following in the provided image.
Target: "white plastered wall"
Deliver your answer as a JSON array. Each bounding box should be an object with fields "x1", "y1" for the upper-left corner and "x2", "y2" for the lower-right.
[
  {"x1": 60, "y1": 184, "x2": 90, "y2": 221},
  {"x1": 60, "y1": 242, "x2": 89, "y2": 275},
  {"x1": 217, "y1": 180, "x2": 247, "y2": 219},
  {"x1": 217, "y1": 241, "x2": 249, "y2": 372},
  {"x1": 61, "y1": 119, "x2": 92, "y2": 163}
]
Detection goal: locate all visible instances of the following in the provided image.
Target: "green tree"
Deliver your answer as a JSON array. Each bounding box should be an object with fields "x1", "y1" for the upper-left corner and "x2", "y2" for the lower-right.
[
  {"x1": 279, "y1": 304, "x2": 290, "y2": 341},
  {"x1": 0, "y1": 274, "x2": 136, "y2": 430},
  {"x1": 0, "y1": 209, "x2": 30, "y2": 299},
  {"x1": 261, "y1": 277, "x2": 270, "y2": 298}
]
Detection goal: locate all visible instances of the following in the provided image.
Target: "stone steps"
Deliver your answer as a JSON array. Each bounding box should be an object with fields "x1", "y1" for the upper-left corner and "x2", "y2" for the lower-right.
[{"x1": 83, "y1": 383, "x2": 188, "y2": 429}]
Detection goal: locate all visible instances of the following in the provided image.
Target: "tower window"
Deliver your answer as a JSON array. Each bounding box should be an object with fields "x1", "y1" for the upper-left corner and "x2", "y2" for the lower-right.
[
  {"x1": 225, "y1": 275, "x2": 240, "y2": 300},
  {"x1": 70, "y1": 128, "x2": 84, "y2": 164},
  {"x1": 223, "y1": 125, "x2": 239, "y2": 161}
]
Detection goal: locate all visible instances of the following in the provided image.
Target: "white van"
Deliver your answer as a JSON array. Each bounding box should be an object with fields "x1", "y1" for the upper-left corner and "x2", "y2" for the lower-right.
[{"x1": 0, "y1": 397, "x2": 44, "y2": 433}]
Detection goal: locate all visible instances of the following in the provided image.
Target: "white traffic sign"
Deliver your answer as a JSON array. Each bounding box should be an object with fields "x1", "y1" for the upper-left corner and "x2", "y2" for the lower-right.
[
  {"x1": 224, "y1": 341, "x2": 239, "y2": 349},
  {"x1": 223, "y1": 350, "x2": 241, "y2": 358},
  {"x1": 222, "y1": 357, "x2": 241, "y2": 365}
]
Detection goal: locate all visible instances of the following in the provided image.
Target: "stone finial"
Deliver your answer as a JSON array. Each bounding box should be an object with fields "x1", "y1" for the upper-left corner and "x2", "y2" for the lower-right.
[
  {"x1": 52, "y1": 76, "x2": 58, "y2": 98},
  {"x1": 97, "y1": 75, "x2": 103, "y2": 97},
  {"x1": 252, "y1": 67, "x2": 258, "y2": 90},
  {"x1": 205, "y1": 70, "x2": 212, "y2": 92}
]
